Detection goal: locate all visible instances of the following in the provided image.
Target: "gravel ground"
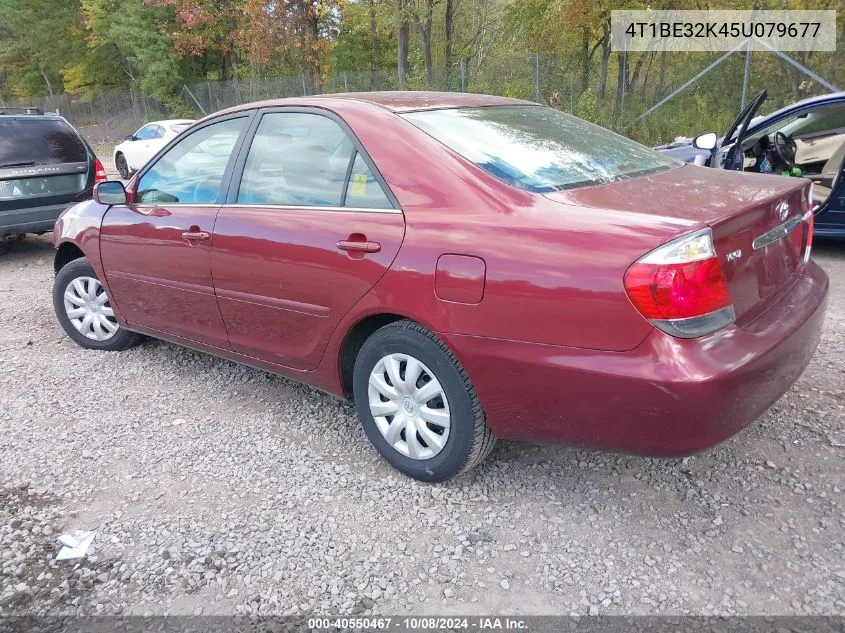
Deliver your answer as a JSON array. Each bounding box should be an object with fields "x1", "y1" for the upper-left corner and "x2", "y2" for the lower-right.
[{"x1": 0, "y1": 235, "x2": 843, "y2": 617}]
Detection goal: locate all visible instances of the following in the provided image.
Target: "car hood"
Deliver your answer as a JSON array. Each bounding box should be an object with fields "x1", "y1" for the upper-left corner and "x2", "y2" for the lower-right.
[{"x1": 653, "y1": 137, "x2": 694, "y2": 150}]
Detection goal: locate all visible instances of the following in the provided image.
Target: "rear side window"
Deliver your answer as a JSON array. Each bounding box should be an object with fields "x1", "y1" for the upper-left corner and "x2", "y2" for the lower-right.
[
  {"x1": 237, "y1": 112, "x2": 355, "y2": 207},
  {"x1": 0, "y1": 118, "x2": 87, "y2": 165},
  {"x1": 403, "y1": 105, "x2": 678, "y2": 192},
  {"x1": 345, "y1": 153, "x2": 392, "y2": 209}
]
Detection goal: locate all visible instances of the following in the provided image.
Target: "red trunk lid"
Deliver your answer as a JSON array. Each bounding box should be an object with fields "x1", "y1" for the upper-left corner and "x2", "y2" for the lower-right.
[
  {"x1": 709, "y1": 183, "x2": 810, "y2": 324},
  {"x1": 545, "y1": 165, "x2": 812, "y2": 326}
]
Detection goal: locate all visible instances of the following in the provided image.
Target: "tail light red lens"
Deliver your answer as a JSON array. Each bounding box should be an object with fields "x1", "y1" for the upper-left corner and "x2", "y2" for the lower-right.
[
  {"x1": 803, "y1": 209, "x2": 814, "y2": 264},
  {"x1": 94, "y1": 157, "x2": 108, "y2": 184},
  {"x1": 625, "y1": 228, "x2": 735, "y2": 338},
  {"x1": 625, "y1": 257, "x2": 731, "y2": 320}
]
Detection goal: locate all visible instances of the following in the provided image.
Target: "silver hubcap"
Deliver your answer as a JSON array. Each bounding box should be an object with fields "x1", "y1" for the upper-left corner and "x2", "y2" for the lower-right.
[
  {"x1": 368, "y1": 353, "x2": 451, "y2": 460},
  {"x1": 63, "y1": 276, "x2": 119, "y2": 341}
]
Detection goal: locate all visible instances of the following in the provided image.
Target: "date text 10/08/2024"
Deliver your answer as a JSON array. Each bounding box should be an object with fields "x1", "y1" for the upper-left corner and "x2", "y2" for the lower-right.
[{"x1": 308, "y1": 617, "x2": 528, "y2": 630}]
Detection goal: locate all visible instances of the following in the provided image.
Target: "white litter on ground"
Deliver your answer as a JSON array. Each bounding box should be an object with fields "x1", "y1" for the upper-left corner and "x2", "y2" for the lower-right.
[{"x1": 55, "y1": 530, "x2": 96, "y2": 560}]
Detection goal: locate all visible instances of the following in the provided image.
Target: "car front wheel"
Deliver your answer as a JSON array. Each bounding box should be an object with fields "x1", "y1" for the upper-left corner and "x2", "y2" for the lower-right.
[
  {"x1": 53, "y1": 257, "x2": 140, "y2": 351},
  {"x1": 353, "y1": 320, "x2": 496, "y2": 482},
  {"x1": 115, "y1": 152, "x2": 130, "y2": 180}
]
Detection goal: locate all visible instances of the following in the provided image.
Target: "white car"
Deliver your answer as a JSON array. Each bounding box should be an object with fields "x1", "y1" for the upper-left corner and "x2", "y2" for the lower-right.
[{"x1": 113, "y1": 119, "x2": 195, "y2": 179}]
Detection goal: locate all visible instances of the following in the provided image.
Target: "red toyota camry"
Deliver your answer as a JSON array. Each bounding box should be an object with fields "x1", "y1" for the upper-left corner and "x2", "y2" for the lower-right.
[{"x1": 51, "y1": 92, "x2": 828, "y2": 481}]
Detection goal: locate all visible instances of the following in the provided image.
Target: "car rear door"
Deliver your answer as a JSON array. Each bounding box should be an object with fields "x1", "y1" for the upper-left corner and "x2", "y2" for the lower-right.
[
  {"x1": 99, "y1": 112, "x2": 253, "y2": 346},
  {"x1": 211, "y1": 108, "x2": 405, "y2": 370},
  {"x1": 0, "y1": 115, "x2": 93, "y2": 231}
]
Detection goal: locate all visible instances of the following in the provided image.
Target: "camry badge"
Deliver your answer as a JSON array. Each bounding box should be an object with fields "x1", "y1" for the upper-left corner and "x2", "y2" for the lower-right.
[
  {"x1": 777, "y1": 200, "x2": 789, "y2": 222},
  {"x1": 726, "y1": 249, "x2": 743, "y2": 262}
]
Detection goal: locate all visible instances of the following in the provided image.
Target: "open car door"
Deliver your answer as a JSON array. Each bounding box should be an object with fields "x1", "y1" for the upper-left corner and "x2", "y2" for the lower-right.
[{"x1": 714, "y1": 90, "x2": 767, "y2": 170}]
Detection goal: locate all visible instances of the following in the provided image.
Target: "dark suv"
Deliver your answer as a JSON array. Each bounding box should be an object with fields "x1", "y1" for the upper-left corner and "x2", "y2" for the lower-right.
[{"x1": 0, "y1": 108, "x2": 106, "y2": 240}]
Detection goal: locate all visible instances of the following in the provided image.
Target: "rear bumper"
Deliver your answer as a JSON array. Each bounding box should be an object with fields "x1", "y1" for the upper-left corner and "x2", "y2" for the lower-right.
[
  {"x1": 442, "y1": 261, "x2": 829, "y2": 456},
  {"x1": 1, "y1": 203, "x2": 70, "y2": 236}
]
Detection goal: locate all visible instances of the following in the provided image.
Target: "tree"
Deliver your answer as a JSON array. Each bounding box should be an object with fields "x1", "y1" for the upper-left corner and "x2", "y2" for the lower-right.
[
  {"x1": 0, "y1": 0, "x2": 86, "y2": 98},
  {"x1": 444, "y1": 0, "x2": 454, "y2": 71},
  {"x1": 80, "y1": 0, "x2": 183, "y2": 99},
  {"x1": 151, "y1": 0, "x2": 242, "y2": 80},
  {"x1": 396, "y1": 0, "x2": 410, "y2": 81}
]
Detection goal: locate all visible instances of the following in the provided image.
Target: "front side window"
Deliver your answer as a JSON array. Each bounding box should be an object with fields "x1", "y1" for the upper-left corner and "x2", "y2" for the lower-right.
[
  {"x1": 237, "y1": 112, "x2": 355, "y2": 206},
  {"x1": 403, "y1": 105, "x2": 678, "y2": 192},
  {"x1": 136, "y1": 117, "x2": 246, "y2": 204},
  {"x1": 135, "y1": 125, "x2": 159, "y2": 141}
]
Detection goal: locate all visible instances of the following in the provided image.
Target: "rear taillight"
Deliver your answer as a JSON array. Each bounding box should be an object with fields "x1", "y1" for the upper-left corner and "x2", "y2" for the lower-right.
[
  {"x1": 803, "y1": 209, "x2": 813, "y2": 263},
  {"x1": 94, "y1": 157, "x2": 107, "y2": 184},
  {"x1": 624, "y1": 228, "x2": 735, "y2": 339},
  {"x1": 803, "y1": 183, "x2": 814, "y2": 264}
]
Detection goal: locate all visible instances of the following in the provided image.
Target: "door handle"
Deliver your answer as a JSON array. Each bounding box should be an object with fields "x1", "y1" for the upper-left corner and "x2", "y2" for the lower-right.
[
  {"x1": 336, "y1": 239, "x2": 381, "y2": 254},
  {"x1": 182, "y1": 230, "x2": 210, "y2": 242}
]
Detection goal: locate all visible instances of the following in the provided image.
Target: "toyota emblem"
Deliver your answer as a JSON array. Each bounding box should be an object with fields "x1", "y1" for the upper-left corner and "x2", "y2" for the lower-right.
[{"x1": 777, "y1": 200, "x2": 789, "y2": 222}]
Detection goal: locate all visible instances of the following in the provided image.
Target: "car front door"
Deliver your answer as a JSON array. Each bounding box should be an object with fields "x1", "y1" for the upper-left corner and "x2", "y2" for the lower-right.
[
  {"x1": 211, "y1": 108, "x2": 405, "y2": 370},
  {"x1": 100, "y1": 113, "x2": 252, "y2": 346},
  {"x1": 713, "y1": 90, "x2": 767, "y2": 169},
  {"x1": 138, "y1": 124, "x2": 167, "y2": 168},
  {"x1": 123, "y1": 124, "x2": 158, "y2": 170}
]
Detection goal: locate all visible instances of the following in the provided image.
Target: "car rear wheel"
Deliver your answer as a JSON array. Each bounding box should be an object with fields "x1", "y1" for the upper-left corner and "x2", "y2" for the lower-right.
[
  {"x1": 352, "y1": 320, "x2": 495, "y2": 482},
  {"x1": 53, "y1": 258, "x2": 141, "y2": 351},
  {"x1": 115, "y1": 152, "x2": 130, "y2": 180}
]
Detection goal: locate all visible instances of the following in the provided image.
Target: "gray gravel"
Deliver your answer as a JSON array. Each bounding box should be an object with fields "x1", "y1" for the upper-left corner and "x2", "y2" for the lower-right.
[{"x1": 0, "y1": 235, "x2": 843, "y2": 617}]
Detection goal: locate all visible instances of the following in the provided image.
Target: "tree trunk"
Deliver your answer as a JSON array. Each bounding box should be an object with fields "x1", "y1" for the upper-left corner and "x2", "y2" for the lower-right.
[
  {"x1": 444, "y1": 0, "x2": 455, "y2": 72},
  {"x1": 306, "y1": 11, "x2": 321, "y2": 94},
  {"x1": 397, "y1": 0, "x2": 410, "y2": 81},
  {"x1": 422, "y1": 27, "x2": 432, "y2": 84},
  {"x1": 369, "y1": 0, "x2": 379, "y2": 87},
  {"x1": 598, "y1": 23, "x2": 610, "y2": 103},
  {"x1": 221, "y1": 50, "x2": 234, "y2": 82},
  {"x1": 416, "y1": 0, "x2": 435, "y2": 85},
  {"x1": 39, "y1": 65, "x2": 54, "y2": 97},
  {"x1": 641, "y1": 51, "x2": 655, "y2": 101},
  {"x1": 657, "y1": 49, "x2": 667, "y2": 97},
  {"x1": 580, "y1": 26, "x2": 591, "y2": 92},
  {"x1": 628, "y1": 55, "x2": 645, "y2": 97}
]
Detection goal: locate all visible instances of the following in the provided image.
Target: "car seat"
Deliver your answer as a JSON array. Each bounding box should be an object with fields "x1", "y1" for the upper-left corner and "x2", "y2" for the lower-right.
[{"x1": 811, "y1": 138, "x2": 845, "y2": 204}]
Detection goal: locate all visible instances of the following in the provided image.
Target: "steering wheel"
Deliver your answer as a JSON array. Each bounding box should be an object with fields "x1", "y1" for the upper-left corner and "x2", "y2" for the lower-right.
[{"x1": 773, "y1": 131, "x2": 797, "y2": 168}]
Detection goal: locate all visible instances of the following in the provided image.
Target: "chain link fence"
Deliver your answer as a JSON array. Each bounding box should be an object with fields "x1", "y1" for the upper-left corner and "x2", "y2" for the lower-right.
[{"x1": 4, "y1": 49, "x2": 842, "y2": 159}]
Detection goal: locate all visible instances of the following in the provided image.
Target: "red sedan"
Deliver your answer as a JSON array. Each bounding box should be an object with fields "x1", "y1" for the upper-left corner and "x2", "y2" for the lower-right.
[{"x1": 51, "y1": 92, "x2": 828, "y2": 481}]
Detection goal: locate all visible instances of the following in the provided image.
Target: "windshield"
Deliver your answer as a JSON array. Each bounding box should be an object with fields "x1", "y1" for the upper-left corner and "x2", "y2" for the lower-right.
[{"x1": 402, "y1": 105, "x2": 678, "y2": 192}]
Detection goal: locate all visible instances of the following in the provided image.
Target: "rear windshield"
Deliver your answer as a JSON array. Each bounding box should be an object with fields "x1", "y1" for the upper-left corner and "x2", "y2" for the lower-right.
[
  {"x1": 0, "y1": 117, "x2": 87, "y2": 166},
  {"x1": 402, "y1": 105, "x2": 678, "y2": 192}
]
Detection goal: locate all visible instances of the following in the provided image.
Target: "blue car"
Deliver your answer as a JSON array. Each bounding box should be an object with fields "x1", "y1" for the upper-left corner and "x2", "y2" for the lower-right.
[{"x1": 655, "y1": 90, "x2": 845, "y2": 238}]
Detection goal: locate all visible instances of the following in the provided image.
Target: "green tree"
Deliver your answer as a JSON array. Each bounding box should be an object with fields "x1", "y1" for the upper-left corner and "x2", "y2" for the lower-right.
[
  {"x1": 0, "y1": 0, "x2": 86, "y2": 99},
  {"x1": 80, "y1": 0, "x2": 183, "y2": 99}
]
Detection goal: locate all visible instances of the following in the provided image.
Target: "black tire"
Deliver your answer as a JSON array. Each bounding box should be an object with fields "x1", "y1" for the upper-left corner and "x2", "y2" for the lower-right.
[
  {"x1": 53, "y1": 257, "x2": 141, "y2": 351},
  {"x1": 115, "y1": 153, "x2": 130, "y2": 180},
  {"x1": 353, "y1": 320, "x2": 496, "y2": 482}
]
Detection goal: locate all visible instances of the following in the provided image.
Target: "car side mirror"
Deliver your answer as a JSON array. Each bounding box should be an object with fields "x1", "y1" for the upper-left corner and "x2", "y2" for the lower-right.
[
  {"x1": 693, "y1": 132, "x2": 718, "y2": 151},
  {"x1": 124, "y1": 134, "x2": 136, "y2": 142},
  {"x1": 94, "y1": 181, "x2": 127, "y2": 206}
]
